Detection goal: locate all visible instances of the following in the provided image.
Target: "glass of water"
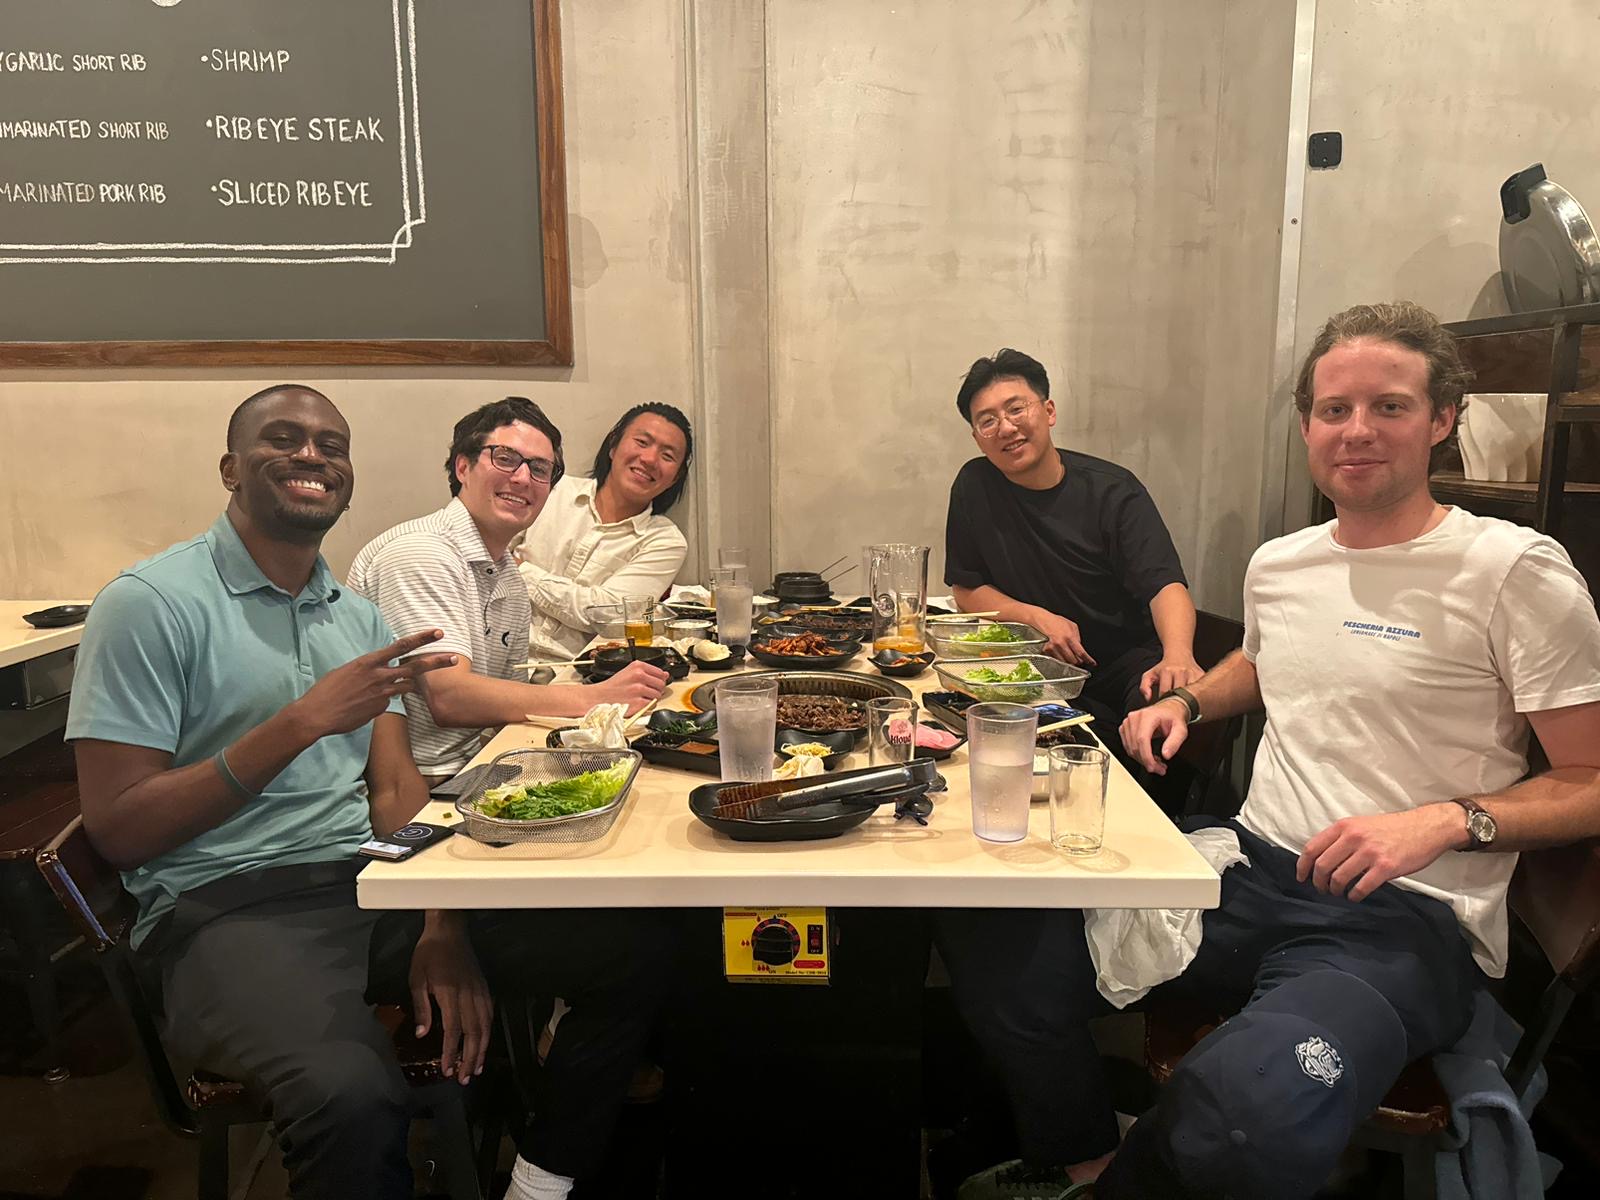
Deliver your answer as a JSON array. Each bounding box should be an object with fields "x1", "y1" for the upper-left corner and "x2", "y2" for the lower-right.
[
  {"x1": 715, "y1": 579, "x2": 755, "y2": 649},
  {"x1": 716, "y1": 675, "x2": 778, "y2": 783},
  {"x1": 1047, "y1": 744, "x2": 1108, "y2": 855},
  {"x1": 867, "y1": 698, "x2": 918, "y2": 767},
  {"x1": 718, "y1": 546, "x2": 751, "y2": 589},
  {"x1": 965, "y1": 702, "x2": 1038, "y2": 843}
]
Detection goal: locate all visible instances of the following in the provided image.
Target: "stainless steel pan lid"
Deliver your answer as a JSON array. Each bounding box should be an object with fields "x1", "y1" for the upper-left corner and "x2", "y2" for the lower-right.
[{"x1": 1499, "y1": 163, "x2": 1600, "y2": 312}]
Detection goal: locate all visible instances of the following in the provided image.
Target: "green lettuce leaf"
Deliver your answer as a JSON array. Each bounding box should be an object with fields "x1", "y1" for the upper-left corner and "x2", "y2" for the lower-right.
[{"x1": 478, "y1": 761, "x2": 631, "y2": 820}]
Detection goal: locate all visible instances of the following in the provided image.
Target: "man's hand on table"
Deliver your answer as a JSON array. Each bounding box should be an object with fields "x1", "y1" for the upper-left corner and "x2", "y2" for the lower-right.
[
  {"x1": 1139, "y1": 655, "x2": 1204, "y2": 702},
  {"x1": 291, "y1": 629, "x2": 458, "y2": 737},
  {"x1": 1120, "y1": 698, "x2": 1189, "y2": 776},
  {"x1": 1027, "y1": 607, "x2": 1098, "y2": 668},
  {"x1": 587, "y1": 659, "x2": 671, "y2": 714},
  {"x1": 408, "y1": 910, "x2": 493, "y2": 1084},
  {"x1": 1296, "y1": 805, "x2": 1468, "y2": 902}
]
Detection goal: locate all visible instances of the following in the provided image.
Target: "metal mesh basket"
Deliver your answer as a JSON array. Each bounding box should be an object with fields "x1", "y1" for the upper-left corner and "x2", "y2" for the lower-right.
[
  {"x1": 928, "y1": 620, "x2": 1048, "y2": 659},
  {"x1": 932, "y1": 654, "x2": 1089, "y2": 703},
  {"x1": 454, "y1": 748, "x2": 643, "y2": 845}
]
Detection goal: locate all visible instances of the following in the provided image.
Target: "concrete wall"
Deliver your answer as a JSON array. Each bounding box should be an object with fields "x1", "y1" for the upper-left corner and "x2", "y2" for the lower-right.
[
  {"x1": 1279, "y1": 0, "x2": 1600, "y2": 528},
  {"x1": 766, "y1": 0, "x2": 1293, "y2": 614},
  {"x1": 0, "y1": 0, "x2": 1295, "y2": 624}
]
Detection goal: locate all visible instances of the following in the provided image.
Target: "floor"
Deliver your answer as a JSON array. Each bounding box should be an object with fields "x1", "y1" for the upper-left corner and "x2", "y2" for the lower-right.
[{"x1": 5, "y1": 958, "x2": 1600, "y2": 1199}]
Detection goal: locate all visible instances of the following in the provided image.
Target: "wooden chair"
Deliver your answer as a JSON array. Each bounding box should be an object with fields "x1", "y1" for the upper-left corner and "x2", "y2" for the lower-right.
[
  {"x1": 35, "y1": 816, "x2": 495, "y2": 1200},
  {"x1": 1144, "y1": 838, "x2": 1600, "y2": 1198}
]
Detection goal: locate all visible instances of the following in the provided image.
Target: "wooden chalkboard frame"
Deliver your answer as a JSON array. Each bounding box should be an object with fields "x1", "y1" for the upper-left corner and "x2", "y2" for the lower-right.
[{"x1": 0, "y1": 0, "x2": 573, "y2": 368}]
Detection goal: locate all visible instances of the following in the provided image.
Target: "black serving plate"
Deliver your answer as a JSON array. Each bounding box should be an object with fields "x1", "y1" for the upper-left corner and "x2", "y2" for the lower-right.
[
  {"x1": 775, "y1": 727, "x2": 854, "y2": 771},
  {"x1": 647, "y1": 709, "x2": 719, "y2": 739},
  {"x1": 922, "y1": 689, "x2": 980, "y2": 732},
  {"x1": 746, "y1": 638, "x2": 860, "y2": 671},
  {"x1": 687, "y1": 781, "x2": 877, "y2": 841},
  {"x1": 632, "y1": 733, "x2": 722, "y2": 775},
  {"x1": 687, "y1": 643, "x2": 746, "y2": 672},
  {"x1": 663, "y1": 600, "x2": 717, "y2": 620},
  {"x1": 870, "y1": 648, "x2": 936, "y2": 678},
  {"x1": 765, "y1": 621, "x2": 869, "y2": 646},
  {"x1": 584, "y1": 645, "x2": 691, "y2": 683},
  {"x1": 22, "y1": 604, "x2": 89, "y2": 629}
]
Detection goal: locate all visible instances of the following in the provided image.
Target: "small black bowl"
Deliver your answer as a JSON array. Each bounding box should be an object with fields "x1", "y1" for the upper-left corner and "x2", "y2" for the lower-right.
[
  {"x1": 648, "y1": 709, "x2": 719, "y2": 740},
  {"x1": 687, "y1": 643, "x2": 746, "y2": 672},
  {"x1": 22, "y1": 604, "x2": 89, "y2": 629},
  {"x1": 870, "y1": 648, "x2": 936, "y2": 678},
  {"x1": 586, "y1": 645, "x2": 690, "y2": 683},
  {"x1": 774, "y1": 727, "x2": 855, "y2": 771}
]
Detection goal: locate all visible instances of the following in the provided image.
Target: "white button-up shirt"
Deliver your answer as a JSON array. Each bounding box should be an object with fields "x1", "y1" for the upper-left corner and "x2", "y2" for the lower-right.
[
  {"x1": 514, "y1": 475, "x2": 689, "y2": 661},
  {"x1": 347, "y1": 498, "x2": 531, "y2": 777}
]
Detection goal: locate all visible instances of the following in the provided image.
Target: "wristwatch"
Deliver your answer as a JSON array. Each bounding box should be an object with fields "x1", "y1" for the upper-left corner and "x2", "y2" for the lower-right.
[
  {"x1": 1450, "y1": 796, "x2": 1498, "y2": 851},
  {"x1": 1157, "y1": 686, "x2": 1203, "y2": 724}
]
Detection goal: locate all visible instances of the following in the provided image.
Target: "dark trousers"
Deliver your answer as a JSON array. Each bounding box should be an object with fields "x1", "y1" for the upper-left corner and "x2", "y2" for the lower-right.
[
  {"x1": 146, "y1": 861, "x2": 667, "y2": 1200},
  {"x1": 1075, "y1": 643, "x2": 1195, "y2": 813},
  {"x1": 934, "y1": 820, "x2": 1482, "y2": 1197}
]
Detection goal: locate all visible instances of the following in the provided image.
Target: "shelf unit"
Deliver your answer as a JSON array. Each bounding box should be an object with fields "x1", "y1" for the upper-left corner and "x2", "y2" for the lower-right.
[{"x1": 1439, "y1": 302, "x2": 1600, "y2": 539}]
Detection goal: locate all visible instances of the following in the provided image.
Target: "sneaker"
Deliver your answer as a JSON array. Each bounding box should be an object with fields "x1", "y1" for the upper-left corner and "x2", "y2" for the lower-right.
[{"x1": 956, "y1": 1159, "x2": 1094, "y2": 1200}]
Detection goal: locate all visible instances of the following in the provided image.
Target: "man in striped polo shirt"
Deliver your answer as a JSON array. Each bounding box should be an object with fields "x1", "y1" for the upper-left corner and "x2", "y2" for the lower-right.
[{"x1": 349, "y1": 397, "x2": 670, "y2": 781}]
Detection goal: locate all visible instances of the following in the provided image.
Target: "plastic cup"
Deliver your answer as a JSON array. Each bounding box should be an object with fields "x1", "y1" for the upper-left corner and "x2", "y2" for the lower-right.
[
  {"x1": 965, "y1": 702, "x2": 1038, "y2": 842},
  {"x1": 1047, "y1": 744, "x2": 1108, "y2": 855},
  {"x1": 716, "y1": 676, "x2": 779, "y2": 783},
  {"x1": 716, "y1": 582, "x2": 754, "y2": 650},
  {"x1": 867, "y1": 698, "x2": 918, "y2": 767}
]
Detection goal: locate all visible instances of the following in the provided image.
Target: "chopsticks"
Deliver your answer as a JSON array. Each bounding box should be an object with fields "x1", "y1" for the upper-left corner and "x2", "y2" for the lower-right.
[{"x1": 510, "y1": 658, "x2": 592, "y2": 671}]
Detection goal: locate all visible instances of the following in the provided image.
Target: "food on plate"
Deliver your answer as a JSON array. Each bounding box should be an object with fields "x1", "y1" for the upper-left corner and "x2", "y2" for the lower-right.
[
  {"x1": 657, "y1": 716, "x2": 716, "y2": 737},
  {"x1": 775, "y1": 694, "x2": 866, "y2": 731},
  {"x1": 963, "y1": 660, "x2": 1047, "y2": 701},
  {"x1": 964, "y1": 662, "x2": 1044, "y2": 684},
  {"x1": 780, "y1": 741, "x2": 834, "y2": 758},
  {"x1": 951, "y1": 622, "x2": 1025, "y2": 644},
  {"x1": 691, "y1": 640, "x2": 732, "y2": 663},
  {"x1": 757, "y1": 631, "x2": 840, "y2": 657},
  {"x1": 913, "y1": 724, "x2": 962, "y2": 751},
  {"x1": 478, "y1": 761, "x2": 630, "y2": 820}
]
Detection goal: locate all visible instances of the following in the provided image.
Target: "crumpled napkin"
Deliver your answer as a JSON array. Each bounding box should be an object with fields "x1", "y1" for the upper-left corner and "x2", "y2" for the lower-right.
[
  {"x1": 556, "y1": 703, "x2": 630, "y2": 749},
  {"x1": 1083, "y1": 826, "x2": 1251, "y2": 1008},
  {"x1": 673, "y1": 585, "x2": 713, "y2": 606},
  {"x1": 773, "y1": 754, "x2": 826, "y2": 781}
]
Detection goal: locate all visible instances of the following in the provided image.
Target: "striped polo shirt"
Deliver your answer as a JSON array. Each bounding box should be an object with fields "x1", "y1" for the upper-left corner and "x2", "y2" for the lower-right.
[{"x1": 347, "y1": 498, "x2": 532, "y2": 776}]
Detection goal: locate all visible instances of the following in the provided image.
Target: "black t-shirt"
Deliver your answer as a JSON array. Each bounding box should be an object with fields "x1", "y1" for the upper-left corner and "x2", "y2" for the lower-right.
[{"x1": 943, "y1": 448, "x2": 1187, "y2": 665}]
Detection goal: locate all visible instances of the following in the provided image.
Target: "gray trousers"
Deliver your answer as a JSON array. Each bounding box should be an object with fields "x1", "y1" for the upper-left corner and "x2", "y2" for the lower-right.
[{"x1": 146, "y1": 860, "x2": 668, "y2": 1200}]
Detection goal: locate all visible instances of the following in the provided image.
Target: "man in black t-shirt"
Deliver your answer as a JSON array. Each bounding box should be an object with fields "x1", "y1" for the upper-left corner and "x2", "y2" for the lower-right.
[{"x1": 945, "y1": 348, "x2": 1202, "y2": 720}]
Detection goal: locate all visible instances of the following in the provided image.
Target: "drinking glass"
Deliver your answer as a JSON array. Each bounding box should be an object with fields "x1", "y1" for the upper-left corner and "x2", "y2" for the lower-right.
[
  {"x1": 965, "y1": 702, "x2": 1038, "y2": 842},
  {"x1": 709, "y1": 565, "x2": 735, "y2": 609},
  {"x1": 716, "y1": 676, "x2": 779, "y2": 783},
  {"x1": 716, "y1": 580, "x2": 755, "y2": 649},
  {"x1": 622, "y1": 596, "x2": 655, "y2": 646},
  {"x1": 867, "y1": 698, "x2": 918, "y2": 767},
  {"x1": 1047, "y1": 745, "x2": 1108, "y2": 854},
  {"x1": 718, "y1": 547, "x2": 751, "y2": 589},
  {"x1": 867, "y1": 543, "x2": 930, "y2": 654}
]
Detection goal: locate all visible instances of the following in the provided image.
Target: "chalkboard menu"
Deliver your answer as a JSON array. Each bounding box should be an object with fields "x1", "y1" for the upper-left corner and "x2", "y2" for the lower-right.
[{"x1": 0, "y1": 0, "x2": 571, "y2": 365}]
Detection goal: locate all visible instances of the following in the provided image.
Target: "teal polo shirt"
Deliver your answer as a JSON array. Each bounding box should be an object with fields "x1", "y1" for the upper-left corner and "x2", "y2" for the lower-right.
[{"x1": 66, "y1": 513, "x2": 404, "y2": 946}]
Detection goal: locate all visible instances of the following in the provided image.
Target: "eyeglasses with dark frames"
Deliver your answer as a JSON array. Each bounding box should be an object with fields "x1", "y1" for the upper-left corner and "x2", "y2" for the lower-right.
[{"x1": 481, "y1": 444, "x2": 558, "y2": 484}]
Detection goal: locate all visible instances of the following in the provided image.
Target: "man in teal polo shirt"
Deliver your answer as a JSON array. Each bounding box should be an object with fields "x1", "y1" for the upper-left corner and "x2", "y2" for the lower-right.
[{"x1": 68, "y1": 385, "x2": 668, "y2": 1200}]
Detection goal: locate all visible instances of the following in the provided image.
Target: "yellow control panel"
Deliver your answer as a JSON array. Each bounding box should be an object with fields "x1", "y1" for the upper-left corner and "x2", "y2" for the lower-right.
[{"x1": 722, "y1": 907, "x2": 830, "y2": 984}]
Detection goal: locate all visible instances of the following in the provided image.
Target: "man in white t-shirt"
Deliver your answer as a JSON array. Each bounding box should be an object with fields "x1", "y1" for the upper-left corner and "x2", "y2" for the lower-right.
[
  {"x1": 939, "y1": 302, "x2": 1600, "y2": 1200},
  {"x1": 514, "y1": 403, "x2": 692, "y2": 662},
  {"x1": 348, "y1": 398, "x2": 669, "y2": 780}
]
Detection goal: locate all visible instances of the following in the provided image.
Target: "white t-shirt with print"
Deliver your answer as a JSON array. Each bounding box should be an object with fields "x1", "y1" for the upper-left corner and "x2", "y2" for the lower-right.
[{"x1": 1239, "y1": 506, "x2": 1600, "y2": 977}]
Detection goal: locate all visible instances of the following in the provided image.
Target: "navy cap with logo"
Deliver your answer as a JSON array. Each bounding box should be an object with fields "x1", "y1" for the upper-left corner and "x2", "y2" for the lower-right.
[{"x1": 1149, "y1": 971, "x2": 1407, "y2": 1198}]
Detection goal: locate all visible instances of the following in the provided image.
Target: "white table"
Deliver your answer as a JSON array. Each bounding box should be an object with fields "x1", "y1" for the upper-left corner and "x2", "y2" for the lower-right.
[
  {"x1": 0, "y1": 602, "x2": 88, "y2": 671},
  {"x1": 358, "y1": 658, "x2": 1219, "y2": 912}
]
